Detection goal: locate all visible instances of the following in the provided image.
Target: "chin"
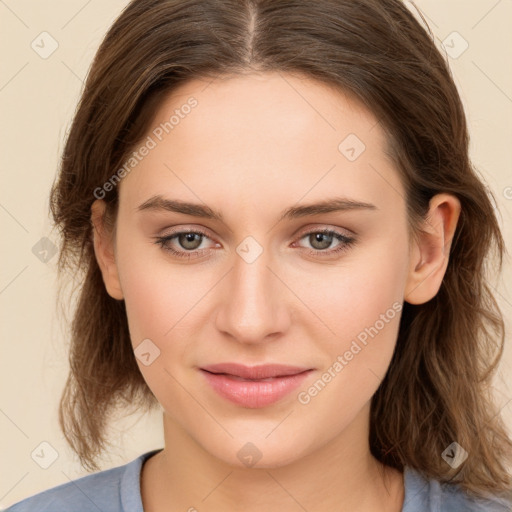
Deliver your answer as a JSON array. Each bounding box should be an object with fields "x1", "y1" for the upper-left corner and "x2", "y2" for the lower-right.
[{"x1": 200, "y1": 432, "x2": 313, "y2": 470}]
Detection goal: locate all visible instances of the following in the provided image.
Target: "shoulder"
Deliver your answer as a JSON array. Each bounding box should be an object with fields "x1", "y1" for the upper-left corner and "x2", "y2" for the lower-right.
[
  {"x1": 402, "y1": 465, "x2": 512, "y2": 512},
  {"x1": 4, "y1": 450, "x2": 161, "y2": 512}
]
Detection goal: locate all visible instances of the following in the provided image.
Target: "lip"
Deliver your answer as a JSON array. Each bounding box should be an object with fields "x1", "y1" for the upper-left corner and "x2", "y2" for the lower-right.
[
  {"x1": 201, "y1": 362, "x2": 311, "y2": 379},
  {"x1": 200, "y1": 363, "x2": 313, "y2": 408}
]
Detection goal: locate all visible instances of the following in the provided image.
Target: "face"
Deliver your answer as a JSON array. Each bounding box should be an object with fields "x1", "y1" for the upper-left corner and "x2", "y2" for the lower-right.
[{"x1": 94, "y1": 72, "x2": 420, "y2": 468}]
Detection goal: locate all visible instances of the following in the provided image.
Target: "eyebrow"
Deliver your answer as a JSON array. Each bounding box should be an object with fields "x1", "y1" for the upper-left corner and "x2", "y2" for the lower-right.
[{"x1": 136, "y1": 195, "x2": 378, "y2": 223}]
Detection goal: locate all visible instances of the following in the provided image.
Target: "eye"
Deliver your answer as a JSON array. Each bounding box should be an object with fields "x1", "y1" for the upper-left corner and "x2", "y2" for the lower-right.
[
  {"x1": 154, "y1": 227, "x2": 356, "y2": 260},
  {"x1": 294, "y1": 228, "x2": 356, "y2": 257},
  {"x1": 154, "y1": 228, "x2": 215, "y2": 260}
]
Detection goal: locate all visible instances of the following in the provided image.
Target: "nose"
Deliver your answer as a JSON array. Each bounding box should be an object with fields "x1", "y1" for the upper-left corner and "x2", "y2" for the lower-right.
[{"x1": 214, "y1": 244, "x2": 291, "y2": 344}]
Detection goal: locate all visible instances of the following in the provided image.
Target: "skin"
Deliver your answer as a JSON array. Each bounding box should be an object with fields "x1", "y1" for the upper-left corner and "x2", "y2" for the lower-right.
[{"x1": 91, "y1": 71, "x2": 460, "y2": 512}]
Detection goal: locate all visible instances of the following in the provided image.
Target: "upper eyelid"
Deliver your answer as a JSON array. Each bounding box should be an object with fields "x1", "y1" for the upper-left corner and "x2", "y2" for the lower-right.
[{"x1": 159, "y1": 222, "x2": 354, "y2": 236}]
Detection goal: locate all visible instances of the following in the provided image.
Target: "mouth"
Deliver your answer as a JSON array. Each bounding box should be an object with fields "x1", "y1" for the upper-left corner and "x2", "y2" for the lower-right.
[
  {"x1": 201, "y1": 362, "x2": 312, "y2": 379},
  {"x1": 199, "y1": 363, "x2": 314, "y2": 408}
]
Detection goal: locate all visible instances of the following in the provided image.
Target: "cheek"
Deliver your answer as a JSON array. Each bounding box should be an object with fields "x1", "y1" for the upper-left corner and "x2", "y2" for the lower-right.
[
  {"x1": 115, "y1": 241, "x2": 207, "y2": 411},
  {"x1": 298, "y1": 236, "x2": 408, "y2": 408},
  {"x1": 114, "y1": 225, "x2": 209, "y2": 345},
  {"x1": 297, "y1": 229, "x2": 407, "y2": 338},
  {"x1": 117, "y1": 263, "x2": 176, "y2": 345}
]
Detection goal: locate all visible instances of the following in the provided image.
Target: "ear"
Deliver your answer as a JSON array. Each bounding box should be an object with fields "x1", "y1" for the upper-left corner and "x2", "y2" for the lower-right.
[
  {"x1": 90, "y1": 199, "x2": 124, "y2": 300},
  {"x1": 404, "y1": 193, "x2": 461, "y2": 305}
]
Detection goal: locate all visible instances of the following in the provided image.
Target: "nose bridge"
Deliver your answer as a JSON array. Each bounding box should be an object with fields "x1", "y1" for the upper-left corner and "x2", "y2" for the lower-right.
[{"x1": 215, "y1": 238, "x2": 289, "y2": 343}]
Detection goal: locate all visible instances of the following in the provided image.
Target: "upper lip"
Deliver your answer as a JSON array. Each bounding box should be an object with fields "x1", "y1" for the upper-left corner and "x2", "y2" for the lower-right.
[{"x1": 200, "y1": 363, "x2": 312, "y2": 379}]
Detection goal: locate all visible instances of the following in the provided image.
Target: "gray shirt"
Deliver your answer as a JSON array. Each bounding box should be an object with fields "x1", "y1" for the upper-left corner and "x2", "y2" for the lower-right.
[{"x1": 5, "y1": 450, "x2": 512, "y2": 511}]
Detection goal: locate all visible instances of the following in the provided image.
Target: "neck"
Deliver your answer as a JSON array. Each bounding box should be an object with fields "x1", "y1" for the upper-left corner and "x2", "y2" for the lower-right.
[{"x1": 141, "y1": 403, "x2": 404, "y2": 512}]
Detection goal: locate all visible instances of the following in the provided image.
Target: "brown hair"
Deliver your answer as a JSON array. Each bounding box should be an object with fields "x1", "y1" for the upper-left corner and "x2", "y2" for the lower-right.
[{"x1": 50, "y1": 0, "x2": 512, "y2": 499}]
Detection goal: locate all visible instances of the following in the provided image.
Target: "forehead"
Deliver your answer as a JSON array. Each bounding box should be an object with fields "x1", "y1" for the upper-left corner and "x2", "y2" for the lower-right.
[
  {"x1": 155, "y1": 71, "x2": 386, "y2": 150},
  {"x1": 118, "y1": 71, "x2": 404, "y2": 221}
]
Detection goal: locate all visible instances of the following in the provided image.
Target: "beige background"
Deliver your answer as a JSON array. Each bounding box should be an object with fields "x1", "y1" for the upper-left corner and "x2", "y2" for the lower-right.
[{"x1": 1, "y1": 0, "x2": 511, "y2": 508}]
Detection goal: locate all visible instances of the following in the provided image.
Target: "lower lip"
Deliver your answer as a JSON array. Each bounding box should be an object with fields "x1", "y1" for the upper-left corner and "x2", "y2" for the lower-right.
[{"x1": 200, "y1": 369, "x2": 312, "y2": 408}]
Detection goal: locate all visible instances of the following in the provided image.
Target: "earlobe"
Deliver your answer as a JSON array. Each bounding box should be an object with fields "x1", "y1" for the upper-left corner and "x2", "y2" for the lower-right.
[
  {"x1": 404, "y1": 193, "x2": 461, "y2": 305},
  {"x1": 90, "y1": 199, "x2": 124, "y2": 300}
]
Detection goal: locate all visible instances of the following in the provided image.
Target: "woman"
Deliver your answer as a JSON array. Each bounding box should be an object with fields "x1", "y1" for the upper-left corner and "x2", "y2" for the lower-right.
[{"x1": 7, "y1": 0, "x2": 512, "y2": 510}]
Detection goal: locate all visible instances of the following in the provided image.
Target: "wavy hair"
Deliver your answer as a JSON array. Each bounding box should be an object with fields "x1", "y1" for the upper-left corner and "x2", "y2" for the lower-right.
[{"x1": 49, "y1": 0, "x2": 512, "y2": 498}]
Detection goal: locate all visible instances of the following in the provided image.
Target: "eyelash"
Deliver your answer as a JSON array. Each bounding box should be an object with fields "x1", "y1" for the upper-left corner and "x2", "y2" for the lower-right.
[{"x1": 153, "y1": 228, "x2": 356, "y2": 260}]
